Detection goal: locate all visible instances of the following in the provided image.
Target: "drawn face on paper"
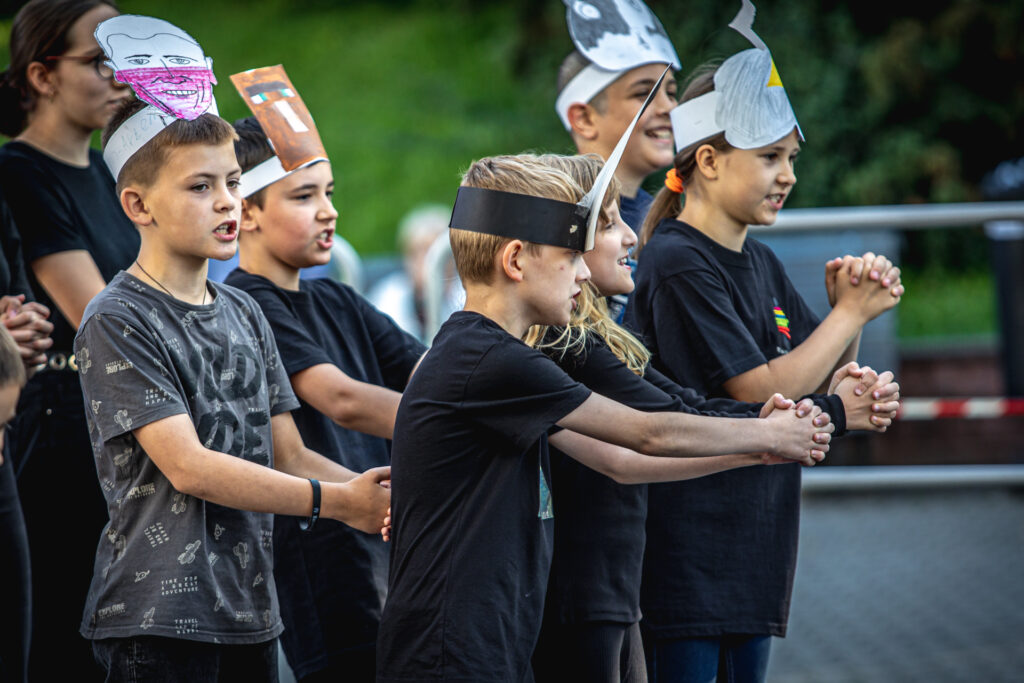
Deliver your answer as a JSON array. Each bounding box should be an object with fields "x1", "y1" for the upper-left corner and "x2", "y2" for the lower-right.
[
  {"x1": 565, "y1": 0, "x2": 678, "y2": 71},
  {"x1": 231, "y1": 66, "x2": 326, "y2": 172},
  {"x1": 96, "y1": 16, "x2": 215, "y2": 120}
]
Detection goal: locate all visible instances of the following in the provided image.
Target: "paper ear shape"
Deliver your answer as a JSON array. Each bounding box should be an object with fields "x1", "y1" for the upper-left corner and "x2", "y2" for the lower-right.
[
  {"x1": 232, "y1": 65, "x2": 328, "y2": 196},
  {"x1": 96, "y1": 15, "x2": 218, "y2": 179},
  {"x1": 669, "y1": 0, "x2": 802, "y2": 151},
  {"x1": 453, "y1": 66, "x2": 671, "y2": 251},
  {"x1": 556, "y1": 0, "x2": 680, "y2": 130}
]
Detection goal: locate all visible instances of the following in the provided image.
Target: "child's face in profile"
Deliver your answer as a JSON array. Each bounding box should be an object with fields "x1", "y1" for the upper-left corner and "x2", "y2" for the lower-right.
[
  {"x1": 520, "y1": 243, "x2": 591, "y2": 327},
  {"x1": 141, "y1": 140, "x2": 242, "y2": 262},
  {"x1": 253, "y1": 161, "x2": 337, "y2": 270},
  {"x1": 584, "y1": 200, "x2": 637, "y2": 297},
  {"x1": 589, "y1": 63, "x2": 677, "y2": 179},
  {"x1": 713, "y1": 128, "x2": 800, "y2": 229}
]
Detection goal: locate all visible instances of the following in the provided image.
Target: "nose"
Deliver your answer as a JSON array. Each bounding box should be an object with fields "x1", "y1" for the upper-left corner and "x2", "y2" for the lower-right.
[
  {"x1": 779, "y1": 159, "x2": 797, "y2": 187},
  {"x1": 575, "y1": 255, "x2": 591, "y2": 283},
  {"x1": 319, "y1": 195, "x2": 339, "y2": 222},
  {"x1": 623, "y1": 223, "x2": 638, "y2": 248},
  {"x1": 654, "y1": 79, "x2": 677, "y2": 113},
  {"x1": 215, "y1": 181, "x2": 237, "y2": 213}
]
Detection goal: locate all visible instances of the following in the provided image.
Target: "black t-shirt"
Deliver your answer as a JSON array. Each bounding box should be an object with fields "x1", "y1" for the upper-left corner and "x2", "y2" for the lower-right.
[
  {"x1": 377, "y1": 311, "x2": 592, "y2": 683},
  {"x1": 0, "y1": 142, "x2": 140, "y2": 351},
  {"x1": 224, "y1": 269, "x2": 425, "y2": 678},
  {"x1": 625, "y1": 218, "x2": 822, "y2": 638},
  {"x1": 0, "y1": 199, "x2": 32, "y2": 299}
]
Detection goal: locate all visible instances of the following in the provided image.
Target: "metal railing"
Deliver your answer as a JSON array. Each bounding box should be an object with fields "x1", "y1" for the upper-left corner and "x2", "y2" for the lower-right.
[{"x1": 802, "y1": 464, "x2": 1024, "y2": 492}]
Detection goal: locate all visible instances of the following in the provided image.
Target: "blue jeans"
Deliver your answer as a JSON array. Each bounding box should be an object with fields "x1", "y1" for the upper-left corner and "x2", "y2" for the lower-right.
[
  {"x1": 92, "y1": 636, "x2": 279, "y2": 682},
  {"x1": 644, "y1": 634, "x2": 771, "y2": 683}
]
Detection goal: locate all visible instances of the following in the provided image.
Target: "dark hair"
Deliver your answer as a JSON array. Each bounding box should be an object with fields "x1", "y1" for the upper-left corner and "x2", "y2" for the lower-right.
[
  {"x1": 231, "y1": 116, "x2": 275, "y2": 208},
  {"x1": 0, "y1": 0, "x2": 118, "y2": 137},
  {"x1": 635, "y1": 61, "x2": 732, "y2": 257},
  {"x1": 102, "y1": 96, "x2": 238, "y2": 194},
  {"x1": 557, "y1": 49, "x2": 609, "y2": 115}
]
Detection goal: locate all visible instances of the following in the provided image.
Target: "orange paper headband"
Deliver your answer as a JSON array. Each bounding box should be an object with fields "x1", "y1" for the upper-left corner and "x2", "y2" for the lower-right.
[{"x1": 665, "y1": 168, "x2": 684, "y2": 194}]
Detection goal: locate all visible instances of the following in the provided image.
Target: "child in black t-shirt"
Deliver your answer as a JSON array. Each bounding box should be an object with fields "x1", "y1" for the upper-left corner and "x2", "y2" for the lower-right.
[
  {"x1": 625, "y1": 4, "x2": 905, "y2": 680},
  {"x1": 225, "y1": 79, "x2": 426, "y2": 678},
  {"x1": 527, "y1": 153, "x2": 901, "y2": 683},
  {"x1": 378, "y1": 153, "x2": 835, "y2": 683}
]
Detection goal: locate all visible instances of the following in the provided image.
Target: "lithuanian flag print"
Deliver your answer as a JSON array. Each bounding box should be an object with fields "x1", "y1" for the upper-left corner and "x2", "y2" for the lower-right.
[{"x1": 773, "y1": 300, "x2": 791, "y2": 340}]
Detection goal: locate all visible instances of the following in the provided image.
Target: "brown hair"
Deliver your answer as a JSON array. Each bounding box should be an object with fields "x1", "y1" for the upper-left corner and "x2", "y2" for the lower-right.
[
  {"x1": 451, "y1": 154, "x2": 584, "y2": 285},
  {"x1": 557, "y1": 50, "x2": 609, "y2": 116},
  {"x1": 0, "y1": 0, "x2": 118, "y2": 136},
  {"x1": 232, "y1": 116, "x2": 275, "y2": 208},
  {"x1": 635, "y1": 61, "x2": 732, "y2": 257},
  {"x1": 102, "y1": 96, "x2": 238, "y2": 194}
]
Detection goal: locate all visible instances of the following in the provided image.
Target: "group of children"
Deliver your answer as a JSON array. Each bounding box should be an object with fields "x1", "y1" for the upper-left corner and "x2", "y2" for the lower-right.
[{"x1": 0, "y1": 1, "x2": 907, "y2": 682}]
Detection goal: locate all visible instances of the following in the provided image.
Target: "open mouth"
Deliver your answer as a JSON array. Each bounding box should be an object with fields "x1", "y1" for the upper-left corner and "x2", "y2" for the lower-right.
[
  {"x1": 617, "y1": 256, "x2": 632, "y2": 270},
  {"x1": 213, "y1": 220, "x2": 238, "y2": 241},
  {"x1": 766, "y1": 193, "x2": 786, "y2": 209},
  {"x1": 644, "y1": 127, "x2": 673, "y2": 142},
  {"x1": 161, "y1": 89, "x2": 197, "y2": 98},
  {"x1": 315, "y1": 229, "x2": 334, "y2": 250}
]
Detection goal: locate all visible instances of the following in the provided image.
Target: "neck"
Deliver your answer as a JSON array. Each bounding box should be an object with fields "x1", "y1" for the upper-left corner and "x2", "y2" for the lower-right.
[
  {"x1": 131, "y1": 242, "x2": 211, "y2": 305},
  {"x1": 17, "y1": 109, "x2": 93, "y2": 167},
  {"x1": 463, "y1": 284, "x2": 532, "y2": 339},
  {"x1": 678, "y1": 189, "x2": 748, "y2": 252},
  {"x1": 238, "y1": 241, "x2": 301, "y2": 291}
]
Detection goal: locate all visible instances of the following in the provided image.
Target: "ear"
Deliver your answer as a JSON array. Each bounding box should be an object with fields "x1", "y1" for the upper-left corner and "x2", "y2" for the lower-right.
[
  {"x1": 693, "y1": 143, "x2": 720, "y2": 181},
  {"x1": 499, "y1": 239, "x2": 526, "y2": 283},
  {"x1": 120, "y1": 187, "x2": 154, "y2": 227},
  {"x1": 24, "y1": 61, "x2": 55, "y2": 99},
  {"x1": 240, "y1": 198, "x2": 261, "y2": 233},
  {"x1": 568, "y1": 103, "x2": 600, "y2": 142}
]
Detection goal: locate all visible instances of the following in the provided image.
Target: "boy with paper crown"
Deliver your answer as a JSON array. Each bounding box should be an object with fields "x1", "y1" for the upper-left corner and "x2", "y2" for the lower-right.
[
  {"x1": 555, "y1": 0, "x2": 679, "y2": 234},
  {"x1": 223, "y1": 64, "x2": 427, "y2": 681},
  {"x1": 76, "y1": 17, "x2": 390, "y2": 681},
  {"x1": 376, "y1": 76, "x2": 836, "y2": 683},
  {"x1": 627, "y1": 3, "x2": 903, "y2": 680}
]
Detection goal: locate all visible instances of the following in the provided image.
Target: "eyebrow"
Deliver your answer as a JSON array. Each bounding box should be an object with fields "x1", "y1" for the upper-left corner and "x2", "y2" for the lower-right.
[
  {"x1": 126, "y1": 53, "x2": 151, "y2": 59},
  {"x1": 162, "y1": 54, "x2": 196, "y2": 60}
]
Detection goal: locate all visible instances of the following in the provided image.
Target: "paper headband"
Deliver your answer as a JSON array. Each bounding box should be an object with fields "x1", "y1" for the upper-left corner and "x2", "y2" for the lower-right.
[
  {"x1": 232, "y1": 65, "x2": 329, "y2": 197},
  {"x1": 96, "y1": 15, "x2": 217, "y2": 179},
  {"x1": 556, "y1": 0, "x2": 680, "y2": 130},
  {"x1": 453, "y1": 66, "x2": 671, "y2": 252},
  {"x1": 669, "y1": 0, "x2": 803, "y2": 151}
]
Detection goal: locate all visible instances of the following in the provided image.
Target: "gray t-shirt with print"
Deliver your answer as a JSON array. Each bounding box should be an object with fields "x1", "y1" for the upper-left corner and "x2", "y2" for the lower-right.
[{"x1": 75, "y1": 272, "x2": 300, "y2": 644}]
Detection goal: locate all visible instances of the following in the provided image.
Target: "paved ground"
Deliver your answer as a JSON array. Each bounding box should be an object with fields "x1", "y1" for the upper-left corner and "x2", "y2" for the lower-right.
[{"x1": 768, "y1": 486, "x2": 1024, "y2": 682}]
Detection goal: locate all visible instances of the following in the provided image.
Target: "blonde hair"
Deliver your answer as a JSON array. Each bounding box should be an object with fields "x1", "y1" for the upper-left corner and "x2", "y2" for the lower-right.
[
  {"x1": 523, "y1": 153, "x2": 650, "y2": 375},
  {"x1": 451, "y1": 154, "x2": 585, "y2": 284},
  {"x1": 636, "y1": 61, "x2": 732, "y2": 258},
  {"x1": 0, "y1": 326, "x2": 26, "y2": 389}
]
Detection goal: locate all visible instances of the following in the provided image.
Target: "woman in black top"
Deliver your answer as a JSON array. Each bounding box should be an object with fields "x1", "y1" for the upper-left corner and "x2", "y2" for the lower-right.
[{"x1": 0, "y1": 2, "x2": 137, "y2": 680}]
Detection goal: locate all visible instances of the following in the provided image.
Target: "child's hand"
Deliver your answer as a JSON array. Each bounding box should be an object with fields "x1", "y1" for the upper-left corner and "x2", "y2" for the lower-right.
[
  {"x1": 833, "y1": 256, "x2": 901, "y2": 323},
  {"x1": 832, "y1": 365, "x2": 900, "y2": 431},
  {"x1": 761, "y1": 393, "x2": 833, "y2": 465},
  {"x1": 332, "y1": 465, "x2": 392, "y2": 535},
  {"x1": 3, "y1": 300, "x2": 54, "y2": 367},
  {"x1": 381, "y1": 507, "x2": 392, "y2": 542}
]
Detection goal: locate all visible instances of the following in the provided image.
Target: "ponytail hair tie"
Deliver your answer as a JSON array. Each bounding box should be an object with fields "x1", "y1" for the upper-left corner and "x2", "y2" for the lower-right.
[{"x1": 665, "y1": 168, "x2": 684, "y2": 194}]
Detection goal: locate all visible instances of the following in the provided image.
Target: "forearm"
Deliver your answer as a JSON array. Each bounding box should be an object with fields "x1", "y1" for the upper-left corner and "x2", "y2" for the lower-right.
[
  {"x1": 292, "y1": 364, "x2": 401, "y2": 440},
  {"x1": 726, "y1": 309, "x2": 865, "y2": 402},
  {"x1": 274, "y1": 443, "x2": 358, "y2": 483},
  {"x1": 553, "y1": 429, "x2": 762, "y2": 484}
]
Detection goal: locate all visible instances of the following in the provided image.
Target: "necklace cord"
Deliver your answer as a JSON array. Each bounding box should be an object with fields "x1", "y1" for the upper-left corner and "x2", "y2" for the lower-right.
[{"x1": 134, "y1": 260, "x2": 208, "y2": 305}]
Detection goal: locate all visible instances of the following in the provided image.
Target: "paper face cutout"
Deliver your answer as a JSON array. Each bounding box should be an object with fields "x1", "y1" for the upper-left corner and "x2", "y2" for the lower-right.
[
  {"x1": 95, "y1": 15, "x2": 215, "y2": 120},
  {"x1": 230, "y1": 65, "x2": 326, "y2": 173},
  {"x1": 669, "y1": 0, "x2": 801, "y2": 151},
  {"x1": 452, "y1": 65, "x2": 669, "y2": 252},
  {"x1": 564, "y1": 0, "x2": 679, "y2": 71}
]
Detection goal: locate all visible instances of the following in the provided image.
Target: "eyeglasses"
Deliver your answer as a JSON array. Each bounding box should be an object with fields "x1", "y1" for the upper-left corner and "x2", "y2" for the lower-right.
[{"x1": 45, "y1": 52, "x2": 114, "y2": 80}]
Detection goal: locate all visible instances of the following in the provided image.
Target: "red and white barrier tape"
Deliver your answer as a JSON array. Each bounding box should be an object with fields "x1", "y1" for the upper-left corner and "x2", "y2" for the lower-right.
[{"x1": 897, "y1": 397, "x2": 1024, "y2": 421}]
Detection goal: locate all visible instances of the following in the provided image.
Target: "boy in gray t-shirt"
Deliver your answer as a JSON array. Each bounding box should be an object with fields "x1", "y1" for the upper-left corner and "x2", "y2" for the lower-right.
[{"x1": 77, "y1": 68, "x2": 390, "y2": 679}]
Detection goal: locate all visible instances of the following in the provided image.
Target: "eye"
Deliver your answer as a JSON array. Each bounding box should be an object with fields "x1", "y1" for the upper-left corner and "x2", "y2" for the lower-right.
[
  {"x1": 168, "y1": 57, "x2": 194, "y2": 65},
  {"x1": 227, "y1": 178, "x2": 241, "y2": 189},
  {"x1": 761, "y1": 152, "x2": 779, "y2": 162},
  {"x1": 127, "y1": 57, "x2": 149, "y2": 66},
  {"x1": 293, "y1": 193, "x2": 312, "y2": 201},
  {"x1": 191, "y1": 183, "x2": 209, "y2": 192},
  {"x1": 325, "y1": 189, "x2": 334, "y2": 199}
]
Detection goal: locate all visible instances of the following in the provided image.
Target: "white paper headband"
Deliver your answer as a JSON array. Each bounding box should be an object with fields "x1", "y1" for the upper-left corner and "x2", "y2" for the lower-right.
[{"x1": 239, "y1": 153, "x2": 328, "y2": 197}]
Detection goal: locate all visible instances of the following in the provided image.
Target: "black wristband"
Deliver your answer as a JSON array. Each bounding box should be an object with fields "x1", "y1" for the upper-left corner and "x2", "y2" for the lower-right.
[{"x1": 299, "y1": 478, "x2": 321, "y2": 531}]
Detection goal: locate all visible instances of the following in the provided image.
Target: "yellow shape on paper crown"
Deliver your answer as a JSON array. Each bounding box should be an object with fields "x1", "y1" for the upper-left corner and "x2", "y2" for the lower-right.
[{"x1": 767, "y1": 59, "x2": 784, "y2": 88}]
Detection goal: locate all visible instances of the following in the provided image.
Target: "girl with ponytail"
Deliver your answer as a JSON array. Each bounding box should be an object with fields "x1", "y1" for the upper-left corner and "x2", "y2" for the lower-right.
[
  {"x1": 624, "y1": 3, "x2": 905, "y2": 679},
  {"x1": 0, "y1": 3, "x2": 138, "y2": 681}
]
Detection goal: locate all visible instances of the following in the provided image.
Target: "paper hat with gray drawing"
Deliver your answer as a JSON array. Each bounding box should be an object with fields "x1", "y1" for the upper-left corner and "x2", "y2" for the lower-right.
[
  {"x1": 669, "y1": 0, "x2": 803, "y2": 151},
  {"x1": 452, "y1": 66, "x2": 670, "y2": 252},
  {"x1": 555, "y1": 0, "x2": 680, "y2": 131},
  {"x1": 95, "y1": 15, "x2": 218, "y2": 179},
  {"x1": 231, "y1": 65, "x2": 329, "y2": 197}
]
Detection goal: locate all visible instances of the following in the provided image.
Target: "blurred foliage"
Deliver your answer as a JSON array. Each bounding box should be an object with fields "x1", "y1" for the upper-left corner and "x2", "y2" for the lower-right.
[{"x1": 0, "y1": 0, "x2": 1021, "y2": 269}]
